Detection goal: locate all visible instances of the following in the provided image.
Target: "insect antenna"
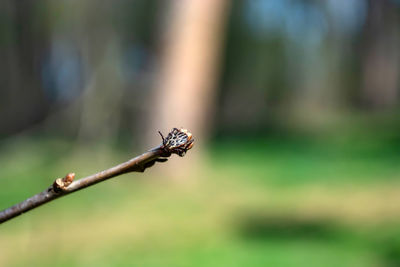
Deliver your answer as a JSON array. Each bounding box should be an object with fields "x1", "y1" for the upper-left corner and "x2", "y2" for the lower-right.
[{"x1": 158, "y1": 131, "x2": 165, "y2": 144}]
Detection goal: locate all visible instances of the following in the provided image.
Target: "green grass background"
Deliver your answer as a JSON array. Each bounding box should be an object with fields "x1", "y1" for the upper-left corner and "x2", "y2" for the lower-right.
[{"x1": 1, "y1": 136, "x2": 400, "y2": 266}]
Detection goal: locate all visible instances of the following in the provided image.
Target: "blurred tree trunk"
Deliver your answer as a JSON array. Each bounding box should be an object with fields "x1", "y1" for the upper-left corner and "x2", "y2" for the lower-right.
[
  {"x1": 147, "y1": 0, "x2": 230, "y2": 148},
  {"x1": 361, "y1": 0, "x2": 400, "y2": 108}
]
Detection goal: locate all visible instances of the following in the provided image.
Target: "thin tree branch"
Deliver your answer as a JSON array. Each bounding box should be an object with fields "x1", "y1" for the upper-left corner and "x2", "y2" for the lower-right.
[{"x1": 0, "y1": 128, "x2": 194, "y2": 224}]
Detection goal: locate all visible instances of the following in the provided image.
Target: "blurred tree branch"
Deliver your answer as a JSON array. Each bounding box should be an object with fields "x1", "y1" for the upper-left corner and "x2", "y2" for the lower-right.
[{"x1": 0, "y1": 128, "x2": 194, "y2": 224}]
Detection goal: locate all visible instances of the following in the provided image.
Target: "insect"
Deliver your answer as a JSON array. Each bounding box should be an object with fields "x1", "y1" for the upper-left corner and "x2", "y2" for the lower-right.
[{"x1": 159, "y1": 128, "x2": 194, "y2": 157}]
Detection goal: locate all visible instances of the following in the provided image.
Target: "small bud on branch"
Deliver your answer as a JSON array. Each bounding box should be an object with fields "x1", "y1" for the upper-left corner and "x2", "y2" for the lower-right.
[{"x1": 53, "y1": 173, "x2": 75, "y2": 192}]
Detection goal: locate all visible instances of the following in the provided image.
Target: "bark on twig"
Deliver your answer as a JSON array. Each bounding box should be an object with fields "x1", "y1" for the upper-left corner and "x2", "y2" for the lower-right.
[{"x1": 0, "y1": 128, "x2": 194, "y2": 224}]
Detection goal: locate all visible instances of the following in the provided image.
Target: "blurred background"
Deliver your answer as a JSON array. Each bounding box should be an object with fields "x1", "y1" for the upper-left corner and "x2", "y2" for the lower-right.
[{"x1": 1, "y1": 0, "x2": 400, "y2": 266}]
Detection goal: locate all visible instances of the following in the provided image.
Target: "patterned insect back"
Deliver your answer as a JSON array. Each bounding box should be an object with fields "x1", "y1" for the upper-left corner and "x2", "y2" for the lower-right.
[{"x1": 159, "y1": 128, "x2": 194, "y2": 156}]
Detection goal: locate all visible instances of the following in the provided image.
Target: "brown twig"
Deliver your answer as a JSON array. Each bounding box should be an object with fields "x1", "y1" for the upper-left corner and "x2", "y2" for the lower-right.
[{"x1": 0, "y1": 128, "x2": 194, "y2": 224}]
